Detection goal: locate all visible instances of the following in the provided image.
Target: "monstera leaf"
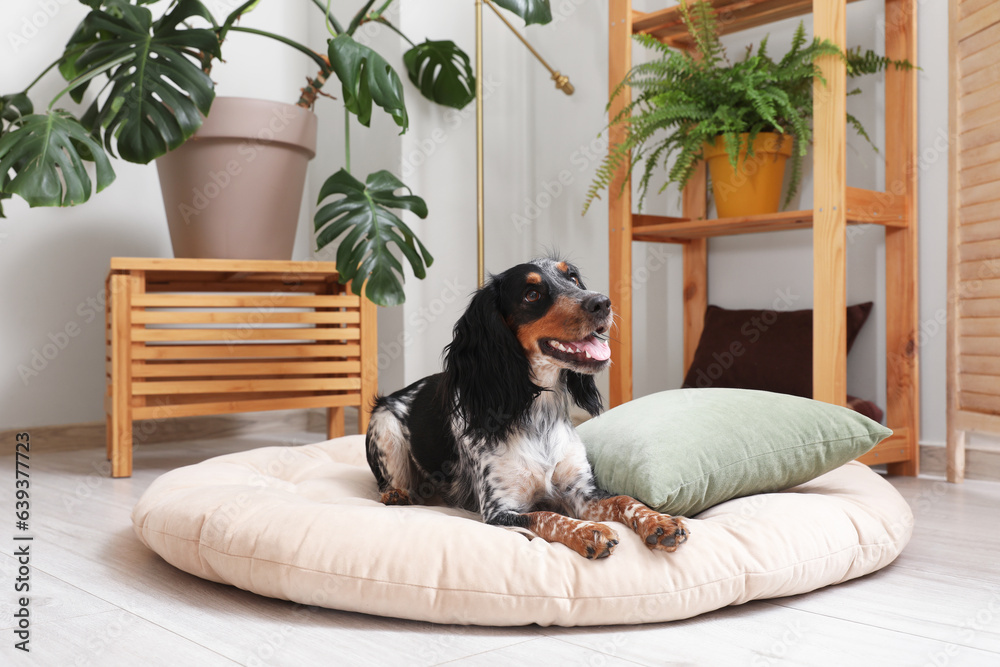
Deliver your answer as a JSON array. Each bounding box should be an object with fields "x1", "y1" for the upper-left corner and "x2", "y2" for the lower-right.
[
  {"x1": 64, "y1": 0, "x2": 220, "y2": 163},
  {"x1": 0, "y1": 169, "x2": 12, "y2": 217},
  {"x1": 0, "y1": 94, "x2": 34, "y2": 215},
  {"x1": 403, "y1": 40, "x2": 475, "y2": 109},
  {"x1": 314, "y1": 169, "x2": 431, "y2": 306},
  {"x1": 79, "y1": 0, "x2": 163, "y2": 8},
  {"x1": 0, "y1": 110, "x2": 115, "y2": 208},
  {"x1": 0, "y1": 93, "x2": 33, "y2": 124},
  {"x1": 493, "y1": 0, "x2": 553, "y2": 25},
  {"x1": 328, "y1": 34, "x2": 408, "y2": 132}
]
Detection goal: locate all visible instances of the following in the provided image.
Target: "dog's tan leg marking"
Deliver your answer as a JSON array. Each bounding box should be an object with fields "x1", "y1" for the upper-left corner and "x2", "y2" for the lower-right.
[
  {"x1": 582, "y1": 496, "x2": 688, "y2": 552},
  {"x1": 525, "y1": 511, "x2": 620, "y2": 559}
]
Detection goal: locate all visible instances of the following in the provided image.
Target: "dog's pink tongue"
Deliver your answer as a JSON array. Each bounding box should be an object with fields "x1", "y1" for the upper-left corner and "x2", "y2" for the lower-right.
[{"x1": 574, "y1": 336, "x2": 611, "y2": 361}]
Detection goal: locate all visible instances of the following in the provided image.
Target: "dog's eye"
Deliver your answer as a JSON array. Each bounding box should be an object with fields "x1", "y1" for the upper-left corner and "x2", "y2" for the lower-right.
[
  {"x1": 524, "y1": 289, "x2": 541, "y2": 303},
  {"x1": 569, "y1": 275, "x2": 580, "y2": 286}
]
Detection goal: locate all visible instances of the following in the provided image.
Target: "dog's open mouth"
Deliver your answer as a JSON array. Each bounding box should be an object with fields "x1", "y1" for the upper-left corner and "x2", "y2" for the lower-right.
[{"x1": 541, "y1": 331, "x2": 611, "y2": 365}]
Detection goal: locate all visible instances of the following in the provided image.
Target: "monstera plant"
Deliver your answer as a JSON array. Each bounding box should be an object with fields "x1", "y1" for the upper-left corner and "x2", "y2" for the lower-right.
[{"x1": 0, "y1": 0, "x2": 554, "y2": 305}]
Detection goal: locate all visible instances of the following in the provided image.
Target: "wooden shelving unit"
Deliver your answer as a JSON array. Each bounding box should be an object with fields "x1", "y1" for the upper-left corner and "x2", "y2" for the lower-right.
[{"x1": 608, "y1": 0, "x2": 920, "y2": 473}]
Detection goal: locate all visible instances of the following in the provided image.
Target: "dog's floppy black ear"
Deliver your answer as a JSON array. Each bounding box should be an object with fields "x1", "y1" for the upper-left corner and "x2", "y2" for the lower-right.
[
  {"x1": 563, "y1": 370, "x2": 604, "y2": 417},
  {"x1": 443, "y1": 276, "x2": 541, "y2": 442}
]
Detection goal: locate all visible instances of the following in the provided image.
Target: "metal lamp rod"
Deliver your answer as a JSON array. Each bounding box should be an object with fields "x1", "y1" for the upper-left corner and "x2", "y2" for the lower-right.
[
  {"x1": 474, "y1": 0, "x2": 576, "y2": 288},
  {"x1": 475, "y1": 0, "x2": 485, "y2": 287},
  {"x1": 483, "y1": 0, "x2": 574, "y2": 95}
]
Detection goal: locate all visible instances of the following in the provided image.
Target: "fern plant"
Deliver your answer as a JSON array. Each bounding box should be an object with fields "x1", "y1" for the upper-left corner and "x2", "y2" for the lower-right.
[{"x1": 583, "y1": 0, "x2": 912, "y2": 215}]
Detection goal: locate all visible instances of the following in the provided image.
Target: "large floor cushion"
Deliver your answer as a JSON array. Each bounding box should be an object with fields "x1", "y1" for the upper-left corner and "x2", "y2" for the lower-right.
[{"x1": 131, "y1": 435, "x2": 913, "y2": 627}]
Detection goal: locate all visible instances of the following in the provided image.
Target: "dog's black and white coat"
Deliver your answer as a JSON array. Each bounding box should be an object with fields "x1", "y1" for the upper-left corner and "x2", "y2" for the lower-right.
[{"x1": 366, "y1": 258, "x2": 687, "y2": 558}]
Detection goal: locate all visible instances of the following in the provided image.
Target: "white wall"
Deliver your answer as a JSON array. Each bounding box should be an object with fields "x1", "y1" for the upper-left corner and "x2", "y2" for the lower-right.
[
  {"x1": 0, "y1": 0, "x2": 953, "y2": 447},
  {"x1": 0, "y1": 0, "x2": 314, "y2": 428},
  {"x1": 389, "y1": 0, "x2": 950, "y2": 445}
]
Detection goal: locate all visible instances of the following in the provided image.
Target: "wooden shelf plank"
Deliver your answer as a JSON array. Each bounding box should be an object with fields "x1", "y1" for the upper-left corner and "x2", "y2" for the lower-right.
[
  {"x1": 633, "y1": 214, "x2": 687, "y2": 227},
  {"x1": 132, "y1": 343, "x2": 360, "y2": 360},
  {"x1": 132, "y1": 293, "x2": 358, "y2": 308},
  {"x1": 633, "y1": 0, "x2": 864, "y2": 46},
  {"x1": 132, "y1": 377, "x2": 361, "y2": 395},
  {"x1": 132, "y1": 393, "x2": 360, "y2": 420},
  {"x1": 845, "y1": 186, "x2": 908, "y2": 226},
  {"x1": 111, "y1": 257, "x2": 339, "y2": 276},
  {"x1": 132, "y1": 311, "x2": 360, "y2": 325},
  {"x1": 856, "y1": 429, "x2": 911, "y2": 466},
  {"x1": 633, "y1": 209, "x2": 813, "y2": 242},
  {"x1": 131, "y1": 327, "x2": 361, "y2": 342},
  {"x1": 631, "y1": 188, "x2": 909, "y2": 242},
  {"x1": 131, "y1": 360, "x2": 362, "y2": 377}
]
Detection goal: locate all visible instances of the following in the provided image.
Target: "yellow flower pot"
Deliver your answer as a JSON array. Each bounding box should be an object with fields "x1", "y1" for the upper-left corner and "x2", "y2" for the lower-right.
[{"x1": 703, "y1": 132, "x2": 794, "y2": 218}]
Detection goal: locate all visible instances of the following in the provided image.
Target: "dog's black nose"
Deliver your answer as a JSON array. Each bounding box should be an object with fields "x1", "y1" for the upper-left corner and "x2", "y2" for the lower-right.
[{"x1": 583, "y1": 294, "x2": 611, "y2": 318}]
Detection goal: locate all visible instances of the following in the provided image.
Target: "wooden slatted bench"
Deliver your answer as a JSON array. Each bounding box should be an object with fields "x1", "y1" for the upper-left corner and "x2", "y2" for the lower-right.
[{"x1": 104, "y1": 258, "x2": 377, "y2": 477}]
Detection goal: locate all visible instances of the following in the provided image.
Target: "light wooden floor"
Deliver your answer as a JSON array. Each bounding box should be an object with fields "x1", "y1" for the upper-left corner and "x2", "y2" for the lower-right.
[{"x1": 2, "y1": 409, "x2": 999, "y2": 667}]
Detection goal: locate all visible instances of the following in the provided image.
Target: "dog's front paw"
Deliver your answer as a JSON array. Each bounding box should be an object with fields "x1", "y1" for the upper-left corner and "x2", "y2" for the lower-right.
[
  {"x1": 380, "y1": 488, "x2": 412, "y2": 506},
  {"x1": 570, "y1": 522, "x2": 620, "y2": 559},
  {"x1": 635, "y1": 514, "x2": 688, "y2": 552}
]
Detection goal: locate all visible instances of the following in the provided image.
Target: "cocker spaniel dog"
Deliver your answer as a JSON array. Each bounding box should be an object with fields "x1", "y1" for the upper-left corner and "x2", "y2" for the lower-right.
[{"x1": 365, "y1": 258, "x2": 688, "y2": 558}]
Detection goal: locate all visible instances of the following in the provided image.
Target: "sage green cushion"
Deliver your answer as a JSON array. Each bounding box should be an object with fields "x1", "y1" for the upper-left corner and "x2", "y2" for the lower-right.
[{"x1": 578, "y1": 388, "x2": 892, "y2": 517}]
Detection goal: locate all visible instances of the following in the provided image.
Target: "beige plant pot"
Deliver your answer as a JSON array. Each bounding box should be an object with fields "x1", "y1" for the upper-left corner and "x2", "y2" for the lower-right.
[{"x1": 156, "y1": 97, "x2": 318, "y2": 260}]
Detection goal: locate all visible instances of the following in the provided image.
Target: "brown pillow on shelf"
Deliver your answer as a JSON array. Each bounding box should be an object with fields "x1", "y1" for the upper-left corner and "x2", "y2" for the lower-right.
[
  {"x1": 682, "y1": 303, "x2": 874, "y2": 400},
  {"x1": 847, "y1": 395, "x2": 884, "y2": 423}
]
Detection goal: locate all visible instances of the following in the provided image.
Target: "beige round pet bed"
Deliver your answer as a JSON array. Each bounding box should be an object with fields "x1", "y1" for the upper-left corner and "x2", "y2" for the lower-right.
[{"x1": 131, "y1": 434, "x2": 913, "y2": 627}]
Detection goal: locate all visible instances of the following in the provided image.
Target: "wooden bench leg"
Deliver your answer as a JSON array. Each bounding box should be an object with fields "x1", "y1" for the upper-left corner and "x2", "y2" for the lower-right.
[
  {"x1": 327, "y1": 407, "x2": 345, "y2": 439},
  {"x1": 110, "y1": 404, "x2": 133, "y2": 478},
  {"x1": 110, "y1": 272, "x2": 133, "y2": 478},
  {"x1": 105, "y1": 409, "x2": 112, "y2": 462}
]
